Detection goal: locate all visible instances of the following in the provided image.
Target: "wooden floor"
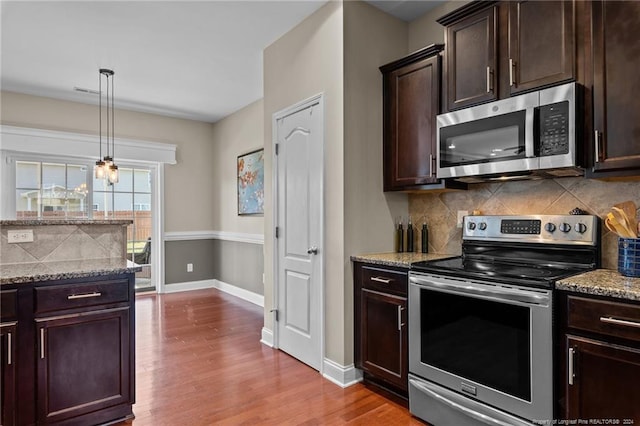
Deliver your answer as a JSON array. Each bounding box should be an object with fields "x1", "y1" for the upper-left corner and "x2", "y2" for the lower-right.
[{"x1": 119, "y1": 289, "x2": 424, "y2": 425}]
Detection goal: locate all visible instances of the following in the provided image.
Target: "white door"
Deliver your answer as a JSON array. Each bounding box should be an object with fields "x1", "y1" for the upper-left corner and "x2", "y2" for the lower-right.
[{"x1": 274, "y1": 95, "x2": 323, "y2": 371}]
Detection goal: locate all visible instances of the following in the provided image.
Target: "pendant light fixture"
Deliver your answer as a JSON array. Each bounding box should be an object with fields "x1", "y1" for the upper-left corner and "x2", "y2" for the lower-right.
[{"x1": 94, "y1": 68, "x2": 119, "y2": 184}]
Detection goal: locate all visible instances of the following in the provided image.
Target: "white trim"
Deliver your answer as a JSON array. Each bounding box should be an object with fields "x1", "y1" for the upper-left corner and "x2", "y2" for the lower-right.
[
  {"x1": 154, "y1": 164, "x2": 166, "y2": 294},
  {"x1": 161, "y1": 279, "x2": 216, "y2": 294},
  {"x1": 322, "y1": 359, "x2": 363, "y2": 388},
  {"x1": 212, "y1": 279, "x2": 264, "y2": 307},
  {"x1": 260, "y1": 327, "x2": 274, "y2": 348},
  {"x1": 0, "y1": 125, "x2": 177, "y2": 164},
  {"x1": 164, "y1": 230, "x2": 264, "y2": 244}
]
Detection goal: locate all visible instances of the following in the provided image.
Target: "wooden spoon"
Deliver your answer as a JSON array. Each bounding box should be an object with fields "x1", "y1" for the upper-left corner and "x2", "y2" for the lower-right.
[
  {"x1": 608, "y1": 208, "x2": 637, "y2": 238},
  {"x1": 614, "y1": 201, "x2": 638, "y2": 235}
]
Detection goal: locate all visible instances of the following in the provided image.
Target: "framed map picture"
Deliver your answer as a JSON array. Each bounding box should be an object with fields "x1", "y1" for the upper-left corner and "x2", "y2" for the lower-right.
[{"x1": 237, "y1": 148, "x2": 264, "y2": 215}]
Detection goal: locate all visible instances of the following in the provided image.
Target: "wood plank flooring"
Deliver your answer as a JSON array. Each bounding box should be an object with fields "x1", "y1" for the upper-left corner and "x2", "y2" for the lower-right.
[{"x1": 119, "y1": 289, "x2": 424, "y2": 425}]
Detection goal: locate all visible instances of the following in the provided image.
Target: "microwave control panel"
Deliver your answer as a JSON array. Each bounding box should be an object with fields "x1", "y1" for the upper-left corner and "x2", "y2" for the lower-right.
[{"x1": 538, "y1": 101, "x2": 569, "y2": 156}]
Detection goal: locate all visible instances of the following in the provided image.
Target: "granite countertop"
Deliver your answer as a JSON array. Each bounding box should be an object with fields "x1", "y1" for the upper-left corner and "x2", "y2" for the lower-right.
[
  {"x1": 351, "y1": 252, "x2": 455, "y2": 268},
  {"x1": 1, "y1": 219, "x2": 133, "y2": 226},
  {"x1": 556, "y1": 269, "x2": 640, "y2": 302},
  {"x1": 1, "y1": 258, "x2": 142, "y2": 285}
]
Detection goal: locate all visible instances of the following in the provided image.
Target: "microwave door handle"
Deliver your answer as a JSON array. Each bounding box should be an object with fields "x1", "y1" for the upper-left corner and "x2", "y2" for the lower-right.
[{"x1": 525, "y1": 107, "x2": 536, "y2": 158}]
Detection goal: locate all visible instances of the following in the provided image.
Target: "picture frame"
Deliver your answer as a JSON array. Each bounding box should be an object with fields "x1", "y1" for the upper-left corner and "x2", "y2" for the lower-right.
[{"x1": 237, "y1": 148, "x2": 264, "y2": 215}]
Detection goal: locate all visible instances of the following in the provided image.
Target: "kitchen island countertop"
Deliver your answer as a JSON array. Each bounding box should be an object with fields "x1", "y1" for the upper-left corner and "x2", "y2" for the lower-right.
[
  {"x1": 1, "y1": 258, "x2": 142, "y2": 285},
  {"x1": 556, "y1": 269, "x2": 640, "y2": 302},
  {"x1": 350, "y1": 252, "x2": 454, "y2": 268}
]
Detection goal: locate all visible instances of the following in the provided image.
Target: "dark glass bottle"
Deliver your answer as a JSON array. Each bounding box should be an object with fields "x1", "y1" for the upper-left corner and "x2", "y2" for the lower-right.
[
  {"x1": 421, "y1": 223, "x2": 429, "y2": 253},
  {"x1": 396, "y1": 220, "x2": 404, "y2": 253},
  {"x1": 407, "y1": 216, "x2": 414, "y2": 252}
]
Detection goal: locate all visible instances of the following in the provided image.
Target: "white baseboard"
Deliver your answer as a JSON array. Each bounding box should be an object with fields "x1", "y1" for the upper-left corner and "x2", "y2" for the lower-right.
[
  {"x1": 213, "y1": 279, "x2": 264, "y2": 307},
  {"x1": 322, "y1": 358, "x2": 363, "y2": 388},
  {"x1": 161, "y1": 279, "x2": 215, "y2": 294},
  {"x1": 260, "y1": 327, "x2": 274, "y2": 347}
]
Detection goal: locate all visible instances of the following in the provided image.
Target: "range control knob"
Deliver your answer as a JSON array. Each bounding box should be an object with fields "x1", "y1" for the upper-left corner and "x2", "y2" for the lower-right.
[
  {"x1": 559, "y1": 223, "x2": 572, "y2": 233},
  {"x1": 544, "y1": 223, "x2": 556, "y2": 233},
  {"x1": 575, "y1": 223, "x2": 588, "y2": 234},
  {"x1": 467, "y1": 222, "x2": 476, "y2": 230},
  {"x1": 478, "y1": 222, "x2": 487, "y2": 231}
]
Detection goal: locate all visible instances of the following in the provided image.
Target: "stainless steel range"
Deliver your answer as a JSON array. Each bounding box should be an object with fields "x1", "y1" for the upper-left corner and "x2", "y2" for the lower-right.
[{"x1": 408, "y1": 214, "x2": 600, "y2": 426}]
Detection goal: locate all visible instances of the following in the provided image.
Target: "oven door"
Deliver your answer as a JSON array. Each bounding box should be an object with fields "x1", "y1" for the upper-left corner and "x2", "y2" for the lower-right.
[
  {"x1": 437, "y1": 91, "x2": 538, "y2": 180},
  {"x1": 408, "y1": 273, "x2": 553, "y2": 423}
]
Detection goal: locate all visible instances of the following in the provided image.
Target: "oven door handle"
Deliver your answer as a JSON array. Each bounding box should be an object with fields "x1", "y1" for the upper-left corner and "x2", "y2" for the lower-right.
[
  {"x1": 409, "y1": 379, "x2": 516, "y2": 426},
  {"x1": 409, "y1": 276, "x2": 549, "y2": 305}
]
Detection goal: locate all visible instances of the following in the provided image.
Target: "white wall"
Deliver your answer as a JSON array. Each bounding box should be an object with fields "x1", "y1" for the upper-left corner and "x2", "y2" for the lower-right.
[
  {"x1": 211, "y1": 98, "x2": 264, "y2": 235},
  {"x1": 263, "y1": 0, "x2": 345, "y2": 363}
]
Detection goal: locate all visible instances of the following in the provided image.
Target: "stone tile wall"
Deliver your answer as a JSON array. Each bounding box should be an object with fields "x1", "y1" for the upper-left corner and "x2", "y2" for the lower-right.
[
  {"x1": 0, "y1": 224, "x2": 127, "y2": 265},
  {"x1": 409, "y1": 177, "x2": 640, "y2": 269}
]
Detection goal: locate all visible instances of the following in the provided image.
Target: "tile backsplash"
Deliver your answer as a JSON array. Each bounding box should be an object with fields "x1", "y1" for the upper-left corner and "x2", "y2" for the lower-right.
[
  {"x1": 409, "y1": 177, "x2": 640, "y2": 269},
  {"x1": 0, "y1": 223, "x2": 127, "y2": 265}
]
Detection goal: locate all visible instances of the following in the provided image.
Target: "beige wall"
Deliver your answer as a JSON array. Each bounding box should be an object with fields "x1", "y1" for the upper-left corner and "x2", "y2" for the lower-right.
[
  {"x1": 0, "y1": 91, "x2": 215, "y2": 233},
  {"x1": 343, "y1": 1, "x2": 408, "y2": 365},
  {"x1": 263, "y1": 0, "x2": 345, "y2": 362},
  {"x1": 211, "y1": 98, "x2": 264, "y2": 235}
]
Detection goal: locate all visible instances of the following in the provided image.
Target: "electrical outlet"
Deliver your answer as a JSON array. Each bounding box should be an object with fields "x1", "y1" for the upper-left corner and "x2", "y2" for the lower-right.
[
  {"x1": 187, "y1": 263, "x2": 193, "y2": 272},
  {"x1": 457, "y1": 211, "x2": 469, "y2": 228},
  {"x1": 8, "y1": 230, "x2": 34, "y2": 243}
]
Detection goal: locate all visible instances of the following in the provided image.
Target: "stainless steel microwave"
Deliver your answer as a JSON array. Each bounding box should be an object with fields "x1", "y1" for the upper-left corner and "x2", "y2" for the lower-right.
[{"x1": 436, "y1": 82, "x2": 582, "y2": 183}]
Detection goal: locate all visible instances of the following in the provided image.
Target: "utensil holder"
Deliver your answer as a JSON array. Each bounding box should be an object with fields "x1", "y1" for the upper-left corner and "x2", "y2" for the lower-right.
[{"x1": 618, "y1": 237, "x2": 640, "y2": 277}]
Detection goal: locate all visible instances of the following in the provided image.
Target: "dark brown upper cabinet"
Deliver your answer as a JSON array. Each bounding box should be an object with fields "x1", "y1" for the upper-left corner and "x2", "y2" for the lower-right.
[
  {"x1": 380, "y1": 45, "x2": 465, "y2": 192},
  {"x1": 438, "y1": 1, "x2": 575, "y2": 112},
  {"x1": 587, "y1": 0, "x2": 640, "y2": 178},
  {"x1": 508, "y1": 1, "x2": 575, "y2": 95},
  {"x1": 441, "y1": 5, "x2": 498, "y2": 111}
]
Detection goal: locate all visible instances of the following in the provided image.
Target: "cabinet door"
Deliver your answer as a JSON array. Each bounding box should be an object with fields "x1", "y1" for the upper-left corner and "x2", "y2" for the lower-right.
[
  {"x1": 360, "y1": 289, "x2": 407, "y2": 391},
  {"x1": 445, "y1": 6, "x2": 497, "y2": 110},
  {"x1": 36, "y1": 307, "x2": 131, "y2": 424},
  {"x1": 1, "y1": 323, "x2": 17, "y2": 426},
  {"x1": 565, "y1": 335, "x2": 640, "y2": 422},
  {"x1": 384, "y1": 54, "x2": 440, "y2": 190},
  {"x1": 590, "y1": 0, "x2": 640, "y2": 175},
  {"x1": 508, "y1": 1, "x2": 574, "y2": 95}
]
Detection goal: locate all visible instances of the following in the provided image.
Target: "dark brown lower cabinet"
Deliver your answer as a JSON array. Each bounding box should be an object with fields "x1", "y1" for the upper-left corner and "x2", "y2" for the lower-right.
[
  {"x1": 1, "y1": 323, "x2": 17, "y2": 426},
  {"x1": 565, "y1": 335, "x2": 640, "y2": 423},
  {"x1": 354, "y1": 262, "x2": 408, "y2": 398},
  {"x1": 0, "y1": 274, "x2": 135, "y2": 425},
  {"x1": 559, "y1": 292, "x2": 640, "y2": 423},
  {"x1": 36, "y1": 307, "x2": 131, "y2": 424}
]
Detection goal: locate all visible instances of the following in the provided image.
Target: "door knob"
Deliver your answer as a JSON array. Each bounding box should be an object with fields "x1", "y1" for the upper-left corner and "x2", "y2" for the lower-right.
[{"x1": 307, "y1": 246, "x2": 318, "y2": 255}]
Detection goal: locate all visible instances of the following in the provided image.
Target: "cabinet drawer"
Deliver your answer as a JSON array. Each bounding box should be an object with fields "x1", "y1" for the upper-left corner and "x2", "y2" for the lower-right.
[
  {"x1": 1, "y1": 289, "x2": 18, "y2": 321},
  {"x1": 362, "y1": 266, "x2": 407, "y2": 296},
  {"x1": 35, "y1": 279, "x2": 130, "y2": 314},
  {"x1": 567, "y1": 295, "x2": 640, "y2": 343}
]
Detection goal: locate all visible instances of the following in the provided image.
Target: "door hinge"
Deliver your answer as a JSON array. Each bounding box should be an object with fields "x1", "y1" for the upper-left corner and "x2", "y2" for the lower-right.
[
  {"x1": 275, "y1": 143, "x2": 279, "y2": 155},
  {"x1": 270, "y1": 309, "x2": 279, "y2": 322},
  {"x1": 275, "y1": 227, "x2": 280, "y2": 238}
]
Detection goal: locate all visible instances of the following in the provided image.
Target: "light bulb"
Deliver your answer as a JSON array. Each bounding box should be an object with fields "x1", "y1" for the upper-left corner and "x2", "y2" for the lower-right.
[
  {"x1": 108, "y1": 164, "x2": 119, "y2": 184},
  {"x1": 95, "y1": 160, "x2": 106, "y2": 179}
]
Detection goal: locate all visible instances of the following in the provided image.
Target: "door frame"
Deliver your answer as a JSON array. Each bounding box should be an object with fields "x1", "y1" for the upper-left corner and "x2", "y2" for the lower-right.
[{"x1": 271, "y1": 93, "x2": 325, "y2": 373}]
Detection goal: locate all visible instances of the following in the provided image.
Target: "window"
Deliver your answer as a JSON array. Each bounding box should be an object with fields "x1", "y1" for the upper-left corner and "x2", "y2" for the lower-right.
[{"x1": 16, "y1": 161, "x2": 89, "y2": 219}]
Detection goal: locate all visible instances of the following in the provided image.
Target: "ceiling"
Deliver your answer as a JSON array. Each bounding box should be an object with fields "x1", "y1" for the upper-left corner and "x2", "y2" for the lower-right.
[{"x1": 1, "y1": 1, "x2": 444, "y2": 124}]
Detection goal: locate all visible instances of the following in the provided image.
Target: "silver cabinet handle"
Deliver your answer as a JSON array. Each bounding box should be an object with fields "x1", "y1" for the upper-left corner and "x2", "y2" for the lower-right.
[
  {"x1": 68, "y1": 292, "x2": 102, "y2": 300},
  {"x1": 486, "y1": 67, "x2": 492, "y2": 93},
  {"x1": 568, "y1": 347, "x2": 575, "y2": 385},
  {"x1": 594, "y1": 130, "x2": 601, "y2": 163},
  {"x1": 397, "y1": 306, "x2": 405, "y2": 331},
  {"x1": 40, "y1": 328, "x2": 45, "y2": 359},
  {"x1": 371, "y1": 276, "x2": 392, "y2": 284},
  {"x1": 600, "y1": 316, "x2": 640, "y2": 329},
  {"x1": 509, "y1": 58, "x2": 516, "y2": 86},
  {"x1": 307, "y1": 247, "x2": 318, "y2": 255},
  {"x1": 7, "y1": 332, "x2": 12, "y2": 365}
]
